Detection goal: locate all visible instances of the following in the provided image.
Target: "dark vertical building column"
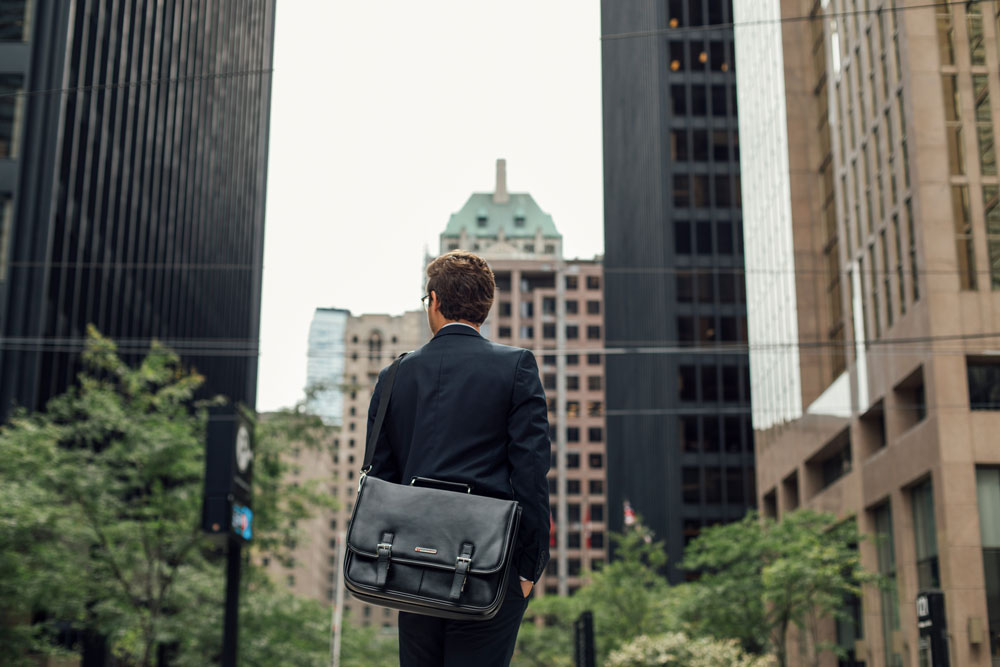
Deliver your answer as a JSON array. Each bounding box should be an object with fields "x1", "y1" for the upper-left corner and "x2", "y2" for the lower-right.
[{"x1": 601, "y1": 0, "x2": 753, "y2": 582}]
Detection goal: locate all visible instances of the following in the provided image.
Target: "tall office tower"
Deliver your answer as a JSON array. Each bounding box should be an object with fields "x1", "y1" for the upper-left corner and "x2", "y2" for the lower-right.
[
  {"x1": 306, "y1": 307, "x2": 350, "y2": 425},
  {"x1": 600, "y1": 1, "x2": 755, "y2": 582},
  {"x1": 332, "y1": 310, "x2": 428, "y2": 627},
  {"x1": 736, "y1": 1, "x2": 1000, "y2": 665},
  {"x1": 0, "y1": 1, "x2": 275, "y2": 419},
  {"x1": 440, "y1": 160, "x2": 608, "y2": 596}
]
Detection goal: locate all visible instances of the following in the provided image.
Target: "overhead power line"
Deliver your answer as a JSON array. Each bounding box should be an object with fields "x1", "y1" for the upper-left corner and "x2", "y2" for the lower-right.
[{"x1": 601, "y1": 0, "x2": 956, "y2": 41}]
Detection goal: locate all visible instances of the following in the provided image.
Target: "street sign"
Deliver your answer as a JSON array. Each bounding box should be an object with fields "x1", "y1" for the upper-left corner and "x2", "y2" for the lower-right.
[
  {"x1": 202, "y1": 405, "x2": 254, "y2": 541},
  {"x1": 916, "y1": 590, "x2": 949, "y2": 666}
]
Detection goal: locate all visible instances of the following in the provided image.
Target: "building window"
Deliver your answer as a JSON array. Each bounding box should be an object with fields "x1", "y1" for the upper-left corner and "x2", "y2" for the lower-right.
[
  {"x1": 705, "y1": 468, "x2": 722, "y2": 504},
  {"x1": 587, "y1": 353, "x2": 601, "y2": 366},
  {"x1": 590, "y1": 504, "x2": 604, "y2": 522},
  {"x1": 543, "y1": 323, "x2": 556, "y2": 339},
  {"x1": 725, "y1": 467, "x2": 744, "y2": 505},
  {"x1": 567, "y1": 354, "x2": 579, "y2": 366},
  {"x1": 566, "y1": 276, "x2": 578, "y2": 290},
  {"x1": 566, "y1": 299, "x2": 579, "y2": 314},
  {"x1": 675, "y1": 220, "x2": 692, "y2": 254},
  {"x1": 542, "y1": 297, "x2": 555, "y2": 314},
  {"x1": 586, "y1": 300, "x2": 600, "y2": 315},
  {"x1": 586, "y1": 276, "x2": 600, "y2": 290},
  {"x1": 499, "y1": 301, "x2": 512, "y2": 317},
  {"x1": 679, "y1": 365, "x2": 697, "y2": 401},
  {"x1": 587, "y1": 376, "x2": 601, "y2": 391},
  {"x1": 287, "y1": 575, "x2": 296, "y2": 588},
  {"x1": 567, "y1": 427, "x2": 580, "y2": 442},
  {"x1": 682, "y1": 468, "x2": 699, "y2": 504},
  {"x1": 590, "y1": 532, "x2": 605, "y2": 549},
  {"x1": 680, "y1": 416, "x2": 698, "y2": 452},
  {"x1": 587, "y1": 401, "x2": 602, "y2": 417},
  {"x1": 368, "y1": 332, "x2": 382, "y2": 361},
  {"x1": 674, "y1": 175, "x2": 691, "y2": 207},
  {"x1": 543, "y1": 374, "x2": 556, "y2": 391},
  {"x1": 567, "y1": 480, "x2": 581, "y2": 494},
  {"x1": 498, "y1": 326, "x2": 511, "y2": 338},
  {"x1": 566, "y1": 375, "x2": 579, "y2": 391},
  {"x1": 983, "y1": 186, "x2": 1000, "y2": 289},
  {"x1": 568, "y1": 532, "x2": 581, "y2": 549},
  {"x1": 586, "y1": 325, "x2": 601, "y2": 340},
  {"x1": 0, "y1": 74, "x2": 24, "y2": 158},
  {"x1": 872, "y1": 502, "x2": 903, "y2": 667},
  {"x1": 566, "y1": 325, "x2": 579, "y2": 339},
  {"x1": 588, "y1": 453, "x2": 603, "y2": 469},
  {"x1": 524, "y1": 243, "x2": 536, "y2": 253},
  {"x1": 968, "y1": 357, "x2": 1000, "y2": 409},
  {"x1": 567, "y1": 453, "x2": 580, "y2": 469},
  {"x1": 588, "y1": 427, "x2": 603, "y2": 442},
  {"x1": 942, "y1": 75, "x2": 964, "y2": 176},
  {"x1": 520, "y1": 325, "x2": 534, "y2": 340},
  {"x1": 973, "y1": 74, "x2": 997, "y2": 175},
  {"x1": 976, "y1": 467, "x2": 1000, "y2": 659},
  {"x1": 589, "y1": 480, "x2": 603, "y2": 494},
  {"x1": 911, "y1": 479, "x2": 940, "y2": 589}
]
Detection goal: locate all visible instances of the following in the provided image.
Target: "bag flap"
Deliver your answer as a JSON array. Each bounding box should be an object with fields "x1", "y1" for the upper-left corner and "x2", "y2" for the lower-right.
[{"x1": 346, "y1": 476, "x2": 519, "y2": 574}]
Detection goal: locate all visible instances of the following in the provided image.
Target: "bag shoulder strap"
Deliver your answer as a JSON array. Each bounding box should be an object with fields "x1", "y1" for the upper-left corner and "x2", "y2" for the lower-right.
[{"x1": 361, "y1": 352, "x2": 408, "y2": 474}]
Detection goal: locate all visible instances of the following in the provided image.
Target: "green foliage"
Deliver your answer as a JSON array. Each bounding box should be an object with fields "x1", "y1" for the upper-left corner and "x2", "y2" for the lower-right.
[
  {"x1": 606, "y1": 632, "x2": 774, "y2": 667},
  {"x1": 0, "y1": 327, "x2": 340, "y2": 665},
  {"x1": 513, "y1": 522, "x2": 687, "y2": 666},
  {"x1": 679, "y1": 510, "x2": 875, "y2": 667}
]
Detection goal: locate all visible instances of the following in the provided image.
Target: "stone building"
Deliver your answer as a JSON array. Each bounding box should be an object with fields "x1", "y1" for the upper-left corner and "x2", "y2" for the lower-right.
[{"x1": 735, "y1": 1, "x2": 1000, "y2": 665}]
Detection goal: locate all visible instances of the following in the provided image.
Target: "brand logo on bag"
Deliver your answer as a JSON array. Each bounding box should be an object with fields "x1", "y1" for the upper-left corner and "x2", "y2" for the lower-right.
[{"x1": 414, "y1": 547, "x2": 438, "y2": 554}]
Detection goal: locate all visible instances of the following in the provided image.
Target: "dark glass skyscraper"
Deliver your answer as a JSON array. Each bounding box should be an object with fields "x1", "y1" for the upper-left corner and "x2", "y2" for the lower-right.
[
  {"x1": 0, "y1": 1, "x2": 275, "y2": 420},
  {"x1": 601, "y1": 0, "x2": 754, "y2": 581}
]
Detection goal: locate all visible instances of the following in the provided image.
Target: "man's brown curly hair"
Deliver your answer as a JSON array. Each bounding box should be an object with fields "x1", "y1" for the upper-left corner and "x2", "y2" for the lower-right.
[{"x1": 426, "y1": 251, "x2": 495, "y2": 324}]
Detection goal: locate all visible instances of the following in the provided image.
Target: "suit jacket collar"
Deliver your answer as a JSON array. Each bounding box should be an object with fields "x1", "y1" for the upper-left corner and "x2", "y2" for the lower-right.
[{"x1": 432, "y1": 324, "x2": 482, "y2": 340}]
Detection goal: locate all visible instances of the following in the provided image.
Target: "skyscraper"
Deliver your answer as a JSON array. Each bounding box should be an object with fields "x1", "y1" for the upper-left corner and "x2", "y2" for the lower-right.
[
  {"x1": 737, "y1": 1, "x2": 1000, "y2": 664},
  {"x1": 0, "y1": 1, "x2": 275, "y2": 419},
  {"x1": 306, "y1": 307, "x2": 350, "y2": 425},
  {"x1": 440, "y1": 160, "x2": 608, "y2": 596},
  {"x1": 600, "y1": 1, "x2": 755, "y2": 581}
]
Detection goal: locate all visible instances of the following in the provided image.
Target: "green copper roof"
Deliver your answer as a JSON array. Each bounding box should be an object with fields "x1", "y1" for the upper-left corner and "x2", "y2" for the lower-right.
[{"x1": 443, "y1": 193, "x2": 561, "y2": 239}]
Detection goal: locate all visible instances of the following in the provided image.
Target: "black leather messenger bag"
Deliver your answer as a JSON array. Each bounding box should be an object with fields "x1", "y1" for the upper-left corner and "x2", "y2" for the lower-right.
[{"x1": 343, "y1": 353, "x2": 522, "y2": 621}]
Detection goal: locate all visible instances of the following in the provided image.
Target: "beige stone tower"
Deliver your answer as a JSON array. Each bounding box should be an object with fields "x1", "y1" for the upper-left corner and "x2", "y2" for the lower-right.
[{"x1": 736, "y1": 1, "x2": 1000, "y2": 665}]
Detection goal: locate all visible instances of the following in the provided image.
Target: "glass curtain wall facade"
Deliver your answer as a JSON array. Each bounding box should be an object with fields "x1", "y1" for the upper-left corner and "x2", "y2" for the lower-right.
[
  {"x1": 306, "y1": 308, "x2": 349, "y2": 426},
  {"x1": 601, "y1": 0, "x2": 754, "y2": 581},
  {"x1": 0, "y1": 0, "x2": 275, "y2": 419}
]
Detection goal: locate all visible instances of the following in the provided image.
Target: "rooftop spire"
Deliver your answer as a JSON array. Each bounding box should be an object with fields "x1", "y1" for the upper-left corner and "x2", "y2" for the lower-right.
[{"x1": 493, "y1": 158, "x2": 509, "y2": 204}]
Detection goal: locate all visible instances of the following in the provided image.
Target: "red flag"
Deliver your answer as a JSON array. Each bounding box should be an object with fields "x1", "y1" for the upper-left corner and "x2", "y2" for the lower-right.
[
  {"x1": 624, "y1": 500, "x2": 636, "y2": 527},
  {"x1": 549, "y1": 512, "x2": 557, "y2": 547},
  {"x1": 584, "y1": 507, "x2": 592, "y2": 549}
]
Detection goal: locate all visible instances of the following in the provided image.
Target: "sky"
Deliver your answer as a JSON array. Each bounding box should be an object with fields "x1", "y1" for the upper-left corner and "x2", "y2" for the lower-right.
[{"x1": 256, "y1": 1, "x2": 606, "y2": 411}]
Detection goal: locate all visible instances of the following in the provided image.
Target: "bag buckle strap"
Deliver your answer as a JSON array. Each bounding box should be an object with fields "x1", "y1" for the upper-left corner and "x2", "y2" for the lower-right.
[
  {"x1": 375, "y1": 532, "x2": 394, "y2": 587},
  {"x1": 449, "y1": 543, "x2": 474, "y2": 601}
]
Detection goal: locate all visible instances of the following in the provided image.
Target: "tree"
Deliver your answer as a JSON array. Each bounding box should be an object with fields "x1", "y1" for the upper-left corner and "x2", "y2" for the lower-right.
[
  {"x1": 513, "y1": 522, "x2": 687, "y2": 666},
  {"x1": 0, "y1": 327, "x2": 339, "y2": 664},
  {"x1": 605, "y1": 632, "x2": 773, "y2": 667},
  {"x1": 679, "y1": 510, "x2": 874, "y2": 667}
]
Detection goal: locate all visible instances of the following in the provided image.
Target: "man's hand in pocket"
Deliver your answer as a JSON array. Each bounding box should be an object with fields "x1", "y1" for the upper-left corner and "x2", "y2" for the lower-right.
[{"x1": 520, "y1": 580, "x2": 533, "y2": 598}]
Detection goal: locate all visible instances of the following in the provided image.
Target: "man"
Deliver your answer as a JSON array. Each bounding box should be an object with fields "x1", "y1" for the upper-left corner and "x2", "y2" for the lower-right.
[{"x1": 366, "y1": 250, "x2": 551, "y2": 666}]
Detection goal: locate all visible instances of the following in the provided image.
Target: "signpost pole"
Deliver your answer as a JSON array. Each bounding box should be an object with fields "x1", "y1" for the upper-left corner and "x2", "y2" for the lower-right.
[{"x1": 222, "y1": 537, "x2": 242, "y2": 667}]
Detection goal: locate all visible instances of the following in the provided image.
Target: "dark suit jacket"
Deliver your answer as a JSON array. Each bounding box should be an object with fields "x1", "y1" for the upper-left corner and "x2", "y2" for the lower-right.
[{"x1": 366, "y1": 324, "x2": 551, "y2": 584}]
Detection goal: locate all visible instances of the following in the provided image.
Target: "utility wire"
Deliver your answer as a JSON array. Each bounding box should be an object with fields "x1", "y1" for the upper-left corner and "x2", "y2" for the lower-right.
[
  {"x1": 5, "y1": 260, "x2": 993, "y2": 280},
  {"x1": 600, "y1": 0, "x2": 956, "y2": 41},
  {"x1": 4, "y1": 331, "x2": 1000, "y2": 357}
]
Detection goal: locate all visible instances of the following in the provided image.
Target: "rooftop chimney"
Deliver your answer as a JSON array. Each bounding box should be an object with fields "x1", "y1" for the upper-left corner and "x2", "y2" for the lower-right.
[{"x1": 493, "y1": 158, "x2": 509, "y2": 204}]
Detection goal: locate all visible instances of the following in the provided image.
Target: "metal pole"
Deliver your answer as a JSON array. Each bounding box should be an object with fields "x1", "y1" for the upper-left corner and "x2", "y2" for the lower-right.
[
  {"x1": 555, "y1": 261, "x2": 568, "y2": 596},
  {"x1": 222, "y1": 537, "x2": 241, "y2": 667},
  {"x1": 330, "y1": 529, "x2": 347, "y2": 667}
]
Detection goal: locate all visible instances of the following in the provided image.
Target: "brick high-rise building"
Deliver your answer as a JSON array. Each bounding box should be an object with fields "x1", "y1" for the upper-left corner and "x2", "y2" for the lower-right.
[
  {"x1": 736, "y1": 1, "x2": 1000, "y2": 665},
  {"x1": 440, "y1": 160, "x2": 608, "y2": 596}
]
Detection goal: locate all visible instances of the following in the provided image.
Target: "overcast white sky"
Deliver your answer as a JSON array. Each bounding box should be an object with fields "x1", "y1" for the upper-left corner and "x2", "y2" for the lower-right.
[{"x1": 256, "y1": 1, "x2": 606, "y2": 411}]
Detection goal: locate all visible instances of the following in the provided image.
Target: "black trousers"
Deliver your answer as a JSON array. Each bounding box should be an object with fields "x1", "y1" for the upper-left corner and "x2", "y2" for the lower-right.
[{"x1": 397, "y1": 576, "x2": 530, "y2": 667}]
